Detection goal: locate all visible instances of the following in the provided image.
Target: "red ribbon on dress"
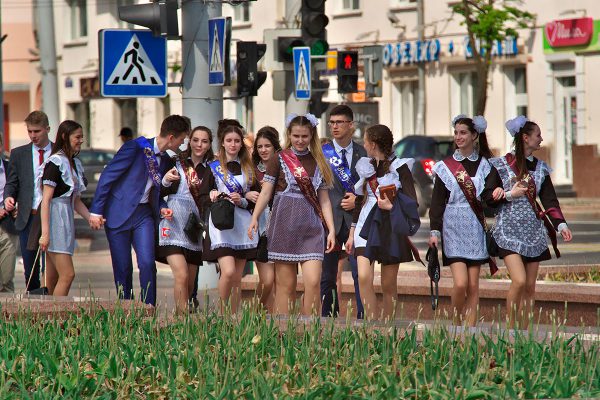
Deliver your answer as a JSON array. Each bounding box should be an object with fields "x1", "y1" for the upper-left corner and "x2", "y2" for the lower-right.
[
  {"x1": 504, "y1": 153, "x2": 562, "y2": 258},
  {"x1": 443, "y1": 157, "x2": 498, "y2": 275}
]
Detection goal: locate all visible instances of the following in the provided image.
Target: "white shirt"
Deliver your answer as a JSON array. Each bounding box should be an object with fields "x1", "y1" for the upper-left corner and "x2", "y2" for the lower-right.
[
  {"x1": 332, "y1": 139, "x2": 353, "y2": 168},
  {"x1": 32, "y1": 142, "x2": 52, "y2": 209},
  {"x1": 139, "y1": 138, "x2": 162, "y2": 204}
]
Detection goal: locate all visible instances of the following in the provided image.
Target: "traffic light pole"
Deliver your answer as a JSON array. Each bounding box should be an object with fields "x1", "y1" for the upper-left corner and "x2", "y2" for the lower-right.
[{"x1": 181, "y1": 0, "x2": 223, "y2": 140}]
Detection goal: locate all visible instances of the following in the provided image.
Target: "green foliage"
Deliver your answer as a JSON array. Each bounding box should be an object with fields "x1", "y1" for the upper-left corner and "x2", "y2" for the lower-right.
[{"x1": 0, "y1": 304, "x2": 599, "y2": 398}]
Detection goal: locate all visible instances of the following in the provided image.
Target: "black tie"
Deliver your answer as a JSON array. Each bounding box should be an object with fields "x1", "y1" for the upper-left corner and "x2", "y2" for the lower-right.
[{"x1": 340, "y1": 148, "x2": 350, "y2": 170}]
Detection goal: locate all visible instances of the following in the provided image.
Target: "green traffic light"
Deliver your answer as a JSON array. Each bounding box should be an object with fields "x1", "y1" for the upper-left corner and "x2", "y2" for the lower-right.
[{"x1": 310, "y1": 39, "x2": 329, "y2": 56}]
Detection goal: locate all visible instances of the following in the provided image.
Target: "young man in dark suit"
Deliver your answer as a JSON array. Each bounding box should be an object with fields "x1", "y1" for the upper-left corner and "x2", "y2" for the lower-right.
[
  {"x1": 89, "y1": 115, "x2": 188, "y2": 306},
  {"x1": 320, "y1": 105, "x2": 365, "y2": 318},
  {"x1": 4, "y1": 111, "x2": 52, "y2": 291}
]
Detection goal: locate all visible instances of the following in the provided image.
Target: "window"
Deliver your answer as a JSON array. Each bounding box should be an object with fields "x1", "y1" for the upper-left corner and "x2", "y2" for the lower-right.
[
  {"x1": 117, "y1": 99, "x2": 138, "y2": 137},
  {"x1": 233, "y1": 3, "x2": 251, "y2": 23},
  {"x1": 392, "y1": 81, "x2": 418, "y2": 137},
  {"x1": 67, "y1": 102, "x2": 90, "y2": 147},
  {"x1": 69, "y1": 0, "x2": 87, "y2": 40},
  {"x1": 504, "y1": 67, "x2": 529, "y2": 126},
  {"x1": 451, "y1": 71, "x2": 478, "y2": 117},
  {"x1": 342, "y1": 0, "x2": 360, "y2": 10},
  {"x1": 389, "y1": 0, "x2": 417, "y2": 8}
]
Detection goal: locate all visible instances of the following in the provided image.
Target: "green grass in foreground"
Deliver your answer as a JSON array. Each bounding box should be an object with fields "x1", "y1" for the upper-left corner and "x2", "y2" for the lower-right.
[{"x1": 0, "y1": 303, "x2": 599, "y2": 399}]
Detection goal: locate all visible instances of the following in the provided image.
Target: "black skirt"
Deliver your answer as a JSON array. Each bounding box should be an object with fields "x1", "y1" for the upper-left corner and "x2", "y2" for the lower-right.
[
  {"x1": 442, "y1": 253, "x2": 489, "y2": 267},
  {"x1": 156, "y1": 245, "x2": 203, "y2": 266},
  {"x1": 497, "y1": 247, "x2": 552, "y2": 263}
]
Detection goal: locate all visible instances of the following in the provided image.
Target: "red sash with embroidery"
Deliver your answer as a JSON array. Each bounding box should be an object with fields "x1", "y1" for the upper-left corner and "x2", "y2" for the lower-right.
[
  {"x1": 280, "y1": 149, "x2": 326, "y2": 229},
  {"x1": 366, "y1": 174, "x2": 425, "y2": 266},
  {"x1": 504, "y1": 153, "x2": 563, "y2": 258},
  {"x1": 179, "y1": 156, "x2": 203, "y2": 212},
  {"x1": 443, "y1": 157, "x2": 498, "y2": 275}
]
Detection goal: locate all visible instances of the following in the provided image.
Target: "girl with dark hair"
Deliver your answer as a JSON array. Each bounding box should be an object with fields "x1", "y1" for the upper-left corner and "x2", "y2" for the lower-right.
[
  {"x1": 488, "y1": 116, "x2": 572, "y2": 327},
  {"x1": 248, "y1": 114, "x2": 335, "y2": 316},
  {"x1": 158, "y1": 126, "x2": 214, "y2": 314},
  {"x1": 246, "y1": 126, "x2": 281, "y2": 311},
  {"x1": 428, "y1": 115, "x2": 503, "y2": 326},
  {"x1": 37, "y1": 120, "x2": 91, "y2": 296},
  {"x1": 199, "y1": 120, "x2": 258, "y2": 313},
  {"x1": 345, "y1": 124, "x2": 417, "y2": 320}
]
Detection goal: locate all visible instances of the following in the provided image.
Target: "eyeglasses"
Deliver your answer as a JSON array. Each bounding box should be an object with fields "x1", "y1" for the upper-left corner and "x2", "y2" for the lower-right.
[{"x1": 328, "y1": 120, "x2": 352, "y2": 126}]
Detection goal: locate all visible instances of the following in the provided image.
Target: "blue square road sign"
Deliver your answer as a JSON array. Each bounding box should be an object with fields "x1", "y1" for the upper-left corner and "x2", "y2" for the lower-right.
[{"x1": 293, "y1": 47, "x2": 311, "y2": 100}]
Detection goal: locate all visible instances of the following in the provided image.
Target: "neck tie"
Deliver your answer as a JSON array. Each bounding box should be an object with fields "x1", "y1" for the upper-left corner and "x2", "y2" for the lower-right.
[
  {"x1": 38, "y1": 149, "x2": 45, "y2": 165},
  {"x1": 340, "y1": 148, "x2": 350, "y2": 171}
]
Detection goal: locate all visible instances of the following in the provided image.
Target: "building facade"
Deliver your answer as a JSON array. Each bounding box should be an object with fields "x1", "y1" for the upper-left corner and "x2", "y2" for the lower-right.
[{"x1": 3, "y1": 0, "x2": 600, "y2": 187}]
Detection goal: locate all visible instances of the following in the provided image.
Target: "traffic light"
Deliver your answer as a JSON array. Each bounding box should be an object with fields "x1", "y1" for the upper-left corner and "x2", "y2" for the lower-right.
[
  {"x1": 309, "y1": 79, "x2": 331, "y2": 116},
  {"x1": 363, "y1": 45, "x2": 383, "y2": 97},
  {"x1": 118, "y1": 0, "x2": 179, "y2": 38},
  {"x1": 277, "y1": 36, "x2": 306, "y2": 63},
  {"x1": 301, "y1": 0, "x2": 329, "y2": 56},
  {"x1": 236, "y1": 41, "x2": 267, "y2": 96},
  {"x1": 337, "y1": 50, "x2": 358, "y2": 94}
]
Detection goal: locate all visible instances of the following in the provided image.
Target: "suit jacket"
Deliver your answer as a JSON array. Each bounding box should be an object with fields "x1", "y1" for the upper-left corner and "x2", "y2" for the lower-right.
[
  {"x1": 0, "y1": 159, "x2": 17, "y2": 235},
  {"x1": 4, "y1": 143, "x2": 52, "y2": 231},
  {"x1": 90, "y1": 137, "x2": 173, "y2": 230},
  {"x1": 328, "y1": 140, "x2": 367, "y2": 235}
]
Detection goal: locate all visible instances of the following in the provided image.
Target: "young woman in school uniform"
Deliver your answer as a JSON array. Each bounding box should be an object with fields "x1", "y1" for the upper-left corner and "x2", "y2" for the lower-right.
[
  {"x1": 488, "y1": 116, "x2": 572, "y2": 327},
  {"x1": 345, "y1": 124, "x2": 417, "y2": 320},
  {"x1": 158, "y1": 125, "x2": 214, "y2": 314},
  {"x1": 244, "y1": 126, "x2": 281, "y2": 312},
  {"x1": 248, "y1": 114, "x2": 335, "y2": 316},
  {"x1": 428, "y1": 115, "x2": 503, "y2": 326},
  {"x1": 199, "y1": 120, "x2": 258, "y2": 313},
  {"x1": 37, "y1": 120, "x2": 91, "y2": 296}
]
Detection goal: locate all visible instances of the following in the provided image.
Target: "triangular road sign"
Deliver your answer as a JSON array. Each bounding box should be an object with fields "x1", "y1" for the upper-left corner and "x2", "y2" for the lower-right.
[
  {"x1": 107, "y1": 34, "x2": 163, "y2": 86},
  {"x1": 296, "y1": 52, "x2": 309, "y2": 91},
  {"x1": 210, "y1": 24, "x2": 223, "y2": 73}
]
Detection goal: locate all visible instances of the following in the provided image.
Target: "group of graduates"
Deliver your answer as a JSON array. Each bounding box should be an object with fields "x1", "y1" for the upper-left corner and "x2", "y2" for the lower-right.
[{"x1": 9, "y1": 105, "x2": 572, "y2": 326}]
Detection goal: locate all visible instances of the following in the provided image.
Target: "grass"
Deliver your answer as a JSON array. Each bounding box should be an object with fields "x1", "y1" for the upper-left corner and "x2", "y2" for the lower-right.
[{"x1": 0, "y1": 302, "x2": 599, "y2": 399}]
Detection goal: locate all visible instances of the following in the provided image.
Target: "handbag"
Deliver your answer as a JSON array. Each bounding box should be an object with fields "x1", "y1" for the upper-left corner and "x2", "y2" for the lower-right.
[
  {"x1": 486, "y1": 229, "x2": 499, "y2": 258},
  {"x1": 426, "y1": 245, "x2": 440, "y2": 310},
  {"x1": 256, "y1": 234, "x2": 269, "y2": 263},
  {"x1": 183, "y1": 212, "x2": 204, "y2": 243},
  {"x1": 210, "y1": 193, "x2": 235, "y2": 231}
]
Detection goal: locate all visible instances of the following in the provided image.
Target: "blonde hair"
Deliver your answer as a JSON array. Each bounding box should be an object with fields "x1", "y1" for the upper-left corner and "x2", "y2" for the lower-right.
[
  {"x1": 284, "y1": 116, "x2": 333, "y2": 186},
  {"x1": 216, "y1": 123, "x2": 254, "y2": 186}
]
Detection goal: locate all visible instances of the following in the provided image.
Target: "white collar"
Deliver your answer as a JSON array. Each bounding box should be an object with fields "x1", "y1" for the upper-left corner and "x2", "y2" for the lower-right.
[
  {"x1": 226, "y1": 157, "x2": 241, "y2": 164},
  {"x1": 510, "y1": 151, "x2": 534, "y2": 162},
  {"x1": 453, "y1": 149, "x2": 479, "y2": 162},
  {"x1": 333, "y1": 139, "x2": 353, "y2": 154},
  {"x1": 153, "y1": 138, "x2": 161, "y2": 155},
  {"x1": 33, "y1": 142, "x2": 51, "y2": 152}
]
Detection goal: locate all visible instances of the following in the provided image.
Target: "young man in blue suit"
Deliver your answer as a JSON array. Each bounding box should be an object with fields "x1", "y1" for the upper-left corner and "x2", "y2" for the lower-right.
[{"x1": 89, "y1": 115, "x2": 189, "y2": 306}]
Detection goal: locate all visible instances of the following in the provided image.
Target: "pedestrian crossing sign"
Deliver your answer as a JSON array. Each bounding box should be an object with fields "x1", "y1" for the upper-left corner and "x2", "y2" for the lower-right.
[
  {"x1": 293, "y1": 47, "x2": 311, "y2": 100},
  {"x1": 99, "y1": 29, "x2": 167, "y2": 98},
  {"x1": 208, "y1": 17, "x2": 231, "y2": 86}
]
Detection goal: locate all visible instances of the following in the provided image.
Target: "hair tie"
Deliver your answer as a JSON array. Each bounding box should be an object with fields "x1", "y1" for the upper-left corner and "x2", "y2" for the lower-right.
[
  {"x1": 505, "y1": 115, "x2": 528, "y2": 137},
  {"x1": 472, "y1": 115, "x2": 487, "y2": 134},
  {"x1": 285, "y1": 113, "x2": 319, "y2": 128},
  {"x1": 451, "y1": 114, "x2": 468, "y2": 126},
  {"x1": 285, "y1": 113, "x2": 298, "y2": 128}
]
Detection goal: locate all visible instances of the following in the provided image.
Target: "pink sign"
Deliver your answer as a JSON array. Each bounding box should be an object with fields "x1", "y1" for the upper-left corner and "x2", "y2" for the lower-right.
[{"x1": 545, "y1": 17, "x2": 594, "y2": 48}]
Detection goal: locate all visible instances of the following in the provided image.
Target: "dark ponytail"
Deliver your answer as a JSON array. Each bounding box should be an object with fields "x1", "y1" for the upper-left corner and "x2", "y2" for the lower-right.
[{"x1": 513, "y1": 121, "x2": 539, "y2": 180}]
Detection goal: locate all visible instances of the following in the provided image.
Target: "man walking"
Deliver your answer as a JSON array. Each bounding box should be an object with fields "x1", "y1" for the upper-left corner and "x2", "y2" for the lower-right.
[
  {"x1": 89, "y1": 115, "x2": 189, "y2": 306},
  {"x1": 0, "y1": 136, "x2": 17, "y2": 292},
  {"x1": 320, "y1": 105, "x2": 365, "y2": 318},
  {"x1": 4, "y1": 111, "x2": 52, "y2": 291}
]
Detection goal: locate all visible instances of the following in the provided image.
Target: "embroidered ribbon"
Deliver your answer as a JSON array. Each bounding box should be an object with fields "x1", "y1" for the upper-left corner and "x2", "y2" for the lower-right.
[
  {"x1": 322, "y1": 143, "x2": 356, "y2": 194},
  {"x1": 443, "y1": 157, "x2": 498, "y2": 275},
  {"x1": 179, "y1": 156, "x2": 203, "y2": 212},
  {"x1": 209, "y1": 160, "x2": 245, "y2": 194},
  {"x1": 280, "y1": 149, "x2": 326, "y2": 229},
  {"x1": 366, "y1": 173, "x2": 425, "y2": 266},
  {"x1": 504, "y1": 153, "x2": 562, "y2": 258},
  {"x1": 135, "y1": 137, "x2": 162, "y2": 188}
]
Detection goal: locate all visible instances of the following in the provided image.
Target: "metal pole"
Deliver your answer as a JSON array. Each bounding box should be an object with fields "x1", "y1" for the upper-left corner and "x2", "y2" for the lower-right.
[
  {"x1": 285, "y1": 0, "x2": 308, "y2": 117},
  {"x1": 415, "y1": 0, "x2": 426, "y2": 136},
  {"x1": 34, "y1": 0, "x2": 60, "y2": 136},
  {"x1": 182, "y1": 0, "x2": 223, "y2": 144},
  {"x1": 0, "y1": 6, "x2": 5, "y2": 149}
]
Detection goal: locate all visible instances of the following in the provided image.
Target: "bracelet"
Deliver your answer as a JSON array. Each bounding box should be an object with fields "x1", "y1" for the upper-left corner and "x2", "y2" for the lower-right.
[
  {"x1": 430, "y1": 230, "x2": 441, "y2": 239},
  {"x1": 505, "y1": 190, "x2": 513, "y2": 202}
]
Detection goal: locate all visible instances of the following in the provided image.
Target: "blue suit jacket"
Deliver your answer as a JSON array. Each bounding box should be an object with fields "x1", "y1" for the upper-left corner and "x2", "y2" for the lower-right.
[{"x1": 90, "y1": 137, "x2": 171, "y2": 229}]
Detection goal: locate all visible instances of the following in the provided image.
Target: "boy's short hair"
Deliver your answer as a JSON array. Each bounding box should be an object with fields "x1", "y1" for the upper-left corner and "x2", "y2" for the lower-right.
[
  {"x1": 24, "y1": 111, "x2": 49, "y2": 128},
  {"x1": 159, "y1": 115, "x2": 190, "y2": 137},
  {"x1": 328, "y1": 105, "x2": 353, "y2": 121}
]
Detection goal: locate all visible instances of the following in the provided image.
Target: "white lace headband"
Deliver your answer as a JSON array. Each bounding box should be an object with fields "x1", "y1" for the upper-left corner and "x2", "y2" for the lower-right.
[
  {"x1": 285, "y1": 113, "x2": 319, "y2": 128},
  {"x1": 505, "y1": 115, "x2": 528, "y2": 137}
]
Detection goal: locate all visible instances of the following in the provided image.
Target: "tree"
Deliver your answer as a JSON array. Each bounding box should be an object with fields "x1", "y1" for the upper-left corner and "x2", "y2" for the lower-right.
[{"x1": 452, "y1": 0, "x2": 535, "y2": 115}]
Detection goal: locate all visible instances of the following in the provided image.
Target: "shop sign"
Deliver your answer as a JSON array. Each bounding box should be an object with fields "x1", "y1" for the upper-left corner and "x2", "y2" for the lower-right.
[
  {"x1": 463, "y1": 36, "x2": 518, "y2": 58},
  {"x1": 80, "y1": 76, "x2": 101, "y2": 99},
  {"x1": 545, "y1": 17, "x2": 593, "y2": 48},
  {"x1": 382, "y1": 39, "x2": 441, "y2": 67},
  {"x1": 543, "y1": 19, "x2": 600, "y2": 54}
]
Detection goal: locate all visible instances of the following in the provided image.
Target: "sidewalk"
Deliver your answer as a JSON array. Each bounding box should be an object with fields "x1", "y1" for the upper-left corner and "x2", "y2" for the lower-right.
[{"x1": 558, "y1": 197, "x2": 600, "y2": 220}]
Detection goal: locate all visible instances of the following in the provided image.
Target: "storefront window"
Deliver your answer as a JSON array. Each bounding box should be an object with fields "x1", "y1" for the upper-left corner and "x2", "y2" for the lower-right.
[
  {"x1": 451, "y1": 71, "x2": 477, "y2": 116},
  {"x1": 393, "y1": 81, "x2": 418, "y2": 136}
]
